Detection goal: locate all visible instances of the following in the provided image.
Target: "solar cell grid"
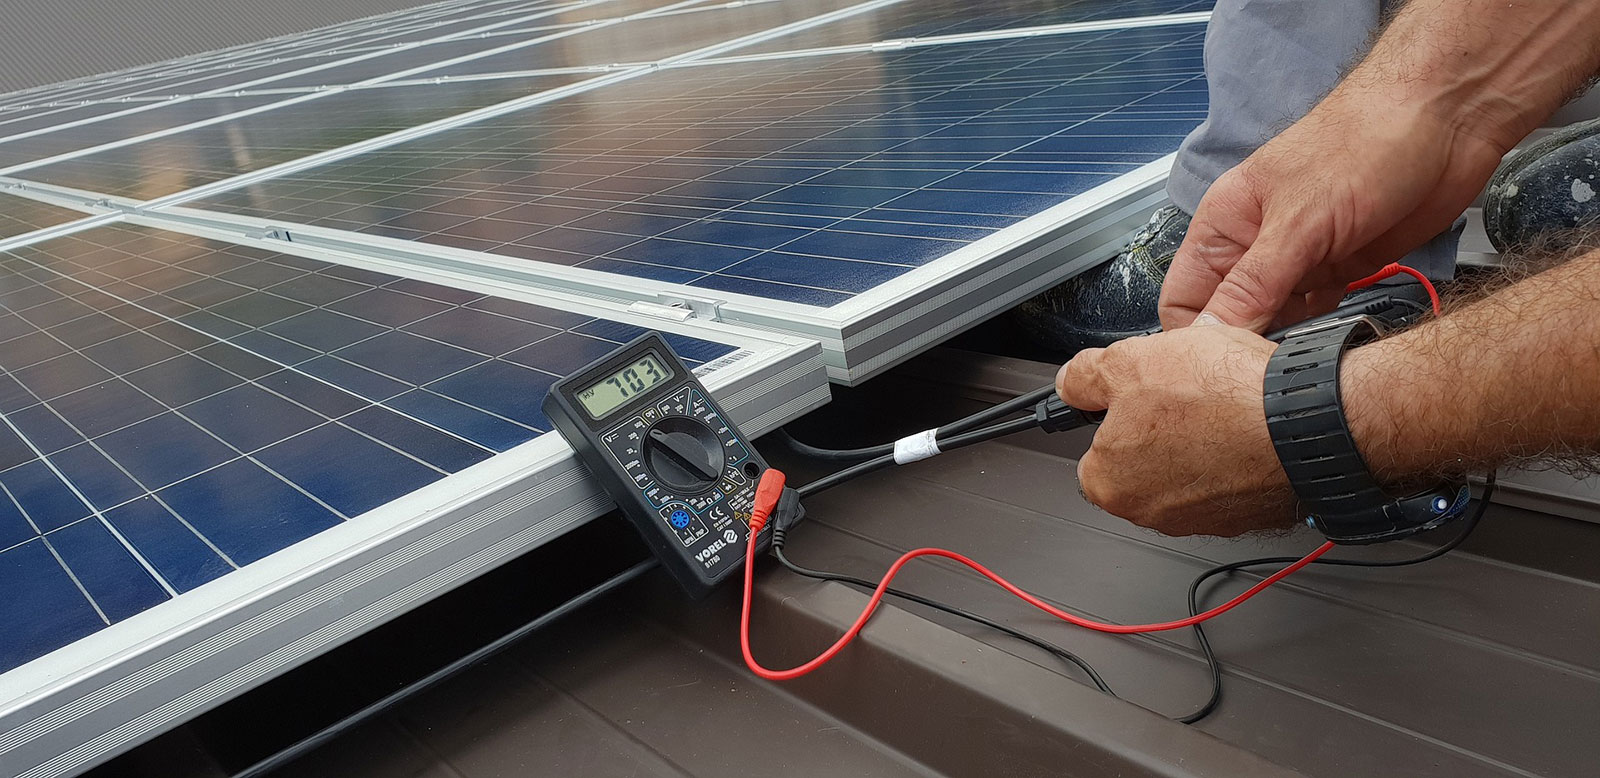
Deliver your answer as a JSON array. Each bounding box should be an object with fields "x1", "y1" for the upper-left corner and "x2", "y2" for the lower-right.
[
  {"x1": 190, "y1": 25, "x2": 1206, "y2": 307},
  {"x1": 0, "y1": 221, "x2": 734, "y2": 670},
  {"x1": 0, "y1": 103, "x2": 159, "y2": 143},
  {"x1": 411, "y1": 0, "x2": 866, "y2": 79},
  {"x1": 0, "y1": 94, "x2": 292, "y2": 171},
  {"x1": 258, "y1": 29, "x2": 599, "y2": 91},
  {"x1": 14, "y1": 74, "x2": 585, "y2": 199},
  {"x1": 737, "y1": 0, "x2": 1213, "y2": 55},
  {"x1": 0, "y1": 2, "x2": 567, "y2": 108},
  {"x1": 0, "y1": 192, "x2": 94, "y2": 243}
]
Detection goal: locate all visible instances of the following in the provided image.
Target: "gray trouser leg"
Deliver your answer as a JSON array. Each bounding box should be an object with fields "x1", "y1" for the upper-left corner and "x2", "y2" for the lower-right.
[{"x1": 1168, "y1": 0, "x2": 1459, "y2": 279}]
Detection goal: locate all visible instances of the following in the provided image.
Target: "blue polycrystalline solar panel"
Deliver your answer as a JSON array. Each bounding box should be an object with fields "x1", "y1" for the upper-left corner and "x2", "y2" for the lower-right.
[
  {"x1": 256, "y1": 35, "x2": 576, "y2": 90},
  {"x1": 0, "y1": 193, "x2": 91, "y2": 242},
  {"x1": 13, "y1": 74, "x2": 586, "y2": 199},
  {"x1": 409, "y1": 0, "x2": 866, "y2": 78},
  {"x1": 0, "y1": 2, "x2": 565, "y2": 109},
  {"x1": 0, "y1": 222, "x2": 736, "y2": 671},
  {"x1": 0, "y1": 94, "x2": 290, "y2": 171},
  {"x1": 737, "y1": 0, "x2": 1213, "y2": 55},
  {"x1": 0, "y1": 60, "x2": 326, "y2": 110},
  {"x1": 188, "y1": 25, "x2": 1207, "y2": 307},
  {"x1": 0, "y1": 103, "x2": 158, "y2": 143}
]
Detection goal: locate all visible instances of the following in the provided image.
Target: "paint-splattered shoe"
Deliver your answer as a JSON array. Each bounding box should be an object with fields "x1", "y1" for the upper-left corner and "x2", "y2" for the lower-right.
[
  {"x1": 1012, "y1": 204, "x2": 1189, "y2": 353},
  {"x1": 1484, "y1": 117, "x2": 1600, "y2": 253}
]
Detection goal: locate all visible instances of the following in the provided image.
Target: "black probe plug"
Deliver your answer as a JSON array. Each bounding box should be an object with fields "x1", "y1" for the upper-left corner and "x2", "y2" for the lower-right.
[{"x1": 768, "y1": 487, "x2": 807, "y2": 550}]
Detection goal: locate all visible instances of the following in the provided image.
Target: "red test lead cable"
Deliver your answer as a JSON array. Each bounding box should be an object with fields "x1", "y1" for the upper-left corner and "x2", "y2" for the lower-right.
[
  {"x1": 741, "y1": 468, "x2": 1335, "y2": 680},
  {"x1": 1348, "y1": 262, "x2": 1442, "y2": 313},
  {"x1": 742, "y1": 266, "x2": 1439, "y2": 682}
]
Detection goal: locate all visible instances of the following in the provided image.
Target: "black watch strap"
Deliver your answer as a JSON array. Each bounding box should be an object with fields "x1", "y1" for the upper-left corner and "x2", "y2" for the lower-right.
[{"x1": 1263, "y1": 317, "x2": 1395, "y2": 541}]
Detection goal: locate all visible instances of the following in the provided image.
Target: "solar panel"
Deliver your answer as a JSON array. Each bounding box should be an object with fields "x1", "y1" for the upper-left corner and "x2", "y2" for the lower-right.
[
  {"x1": 411, "y1": 0, "x2": 869, "y2": 78},
  {"x1": 0, "y1": 219, "x2": 825, "y2": 773},
  {"x1": 0, "y1": 2, "x2": 571, "y2": 108},
  {"x1": 177, "y1": 23, "x2": 1206, "y2": 379},
  {"x1": 734, "y1": 0, "x2": 1213, "y2": 55},
  {"x1": 0, "y1": 192, "x2": 99, "y2": 244},
  {"x1": 0, "y1": 95, "x2": 290, "y2": 170},
  {"x1": 0, "y1": 103, "x2": 162, "y2": 142},
  {"x1": 10, "y1": 75, "x2": 586, "y2": 198},
  {"x1": 0, "y1": 1, "x2": 1217, "y2": 771}
]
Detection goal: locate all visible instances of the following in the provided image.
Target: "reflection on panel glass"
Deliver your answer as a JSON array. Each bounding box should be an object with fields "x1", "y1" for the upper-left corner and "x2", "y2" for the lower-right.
[
  {"x1": 738, "y1": 0, "x2": 1215, "y2": 56},
  {"x1": 16, "y1": 75, "x2": 584, "y2": 199},
  {"x1": 0, "y1": 222, "x2": 733, "y2": 671},
  {"x1": 195, "y1": 26, "x2": 1208, "y2": 307}
]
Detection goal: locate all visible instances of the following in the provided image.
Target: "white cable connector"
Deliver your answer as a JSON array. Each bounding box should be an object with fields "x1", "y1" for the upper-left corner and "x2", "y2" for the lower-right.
[{"x1": 892, "y1": 429, "x2": 942, "y2": 465}]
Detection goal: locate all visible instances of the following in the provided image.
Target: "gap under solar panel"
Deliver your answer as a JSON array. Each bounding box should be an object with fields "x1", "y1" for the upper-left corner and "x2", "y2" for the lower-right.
[
  {"x1": 411, "y1": 0, "x2": 866, "y2": 78},
  {"x1": 13, "y1": 74, "x2": 585, "y2": 199},
  {"x1": 0, "y1": 221, "x2": 736, "y2": 671},
  {"x1": 736, "y1": 0, "x2": 1214, "y2": 56},
  {"x1": 0, "y1": 94, "x2": 291, "y2": 171},
  {"x1": 188, "y1": 25, "x2": 1206, "y2": 307}
]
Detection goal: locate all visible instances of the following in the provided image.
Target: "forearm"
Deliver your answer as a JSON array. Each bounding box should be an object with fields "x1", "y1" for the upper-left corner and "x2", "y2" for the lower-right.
[
  {"x1": 1344, "y1": 247, "x2": 1600, "y2": 481},
  {"x1": 1333, "y1": 0, "x2": 1600, "y2": 150}
]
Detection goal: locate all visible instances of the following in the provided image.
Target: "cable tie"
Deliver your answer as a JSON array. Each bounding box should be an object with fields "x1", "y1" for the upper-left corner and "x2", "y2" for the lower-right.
[{"x1": 892, "y1": 428, "x2": 941, "y2": 464}]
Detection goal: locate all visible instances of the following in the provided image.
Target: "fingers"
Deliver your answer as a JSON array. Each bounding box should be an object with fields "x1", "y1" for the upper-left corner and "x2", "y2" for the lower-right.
[
  {"x1": 1057, "y1": 348, "x2": 1111, "y2": 411},
  {"x1": 1197, "y1": 227, "x2": 1310, "y2": 332},
  {"x1": 1157, "y1": 233, "x2": 1229, "y2": 330}
]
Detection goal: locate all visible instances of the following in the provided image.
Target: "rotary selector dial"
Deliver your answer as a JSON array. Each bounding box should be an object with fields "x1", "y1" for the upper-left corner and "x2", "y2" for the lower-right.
[{"x1": 643, "y1": 416, "x2": 722, "y2": 493}]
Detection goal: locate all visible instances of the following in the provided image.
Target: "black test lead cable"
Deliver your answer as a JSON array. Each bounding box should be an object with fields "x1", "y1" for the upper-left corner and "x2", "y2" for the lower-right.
[
  {"x1": 1172, "y1": 472, "x2": 1496, "y2": 723},
  {"x1": 795, "y1": 415, "x2": 1042, "y2": 499},
  {"x1": 769, "y1": 543, "x2": 1116, "y2": 695},
  {"x1": 774, "y1": 384, "x2": 1058, "y2": 463},
  {"x1": 774, "y1": 388, "x2": 1497, "y2": 723}
]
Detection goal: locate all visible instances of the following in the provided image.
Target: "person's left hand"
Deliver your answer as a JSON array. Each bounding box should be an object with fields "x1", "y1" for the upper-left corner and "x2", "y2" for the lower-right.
[{"x1": 1056, "y1": 320, "x2": 1298, "y2": 536}]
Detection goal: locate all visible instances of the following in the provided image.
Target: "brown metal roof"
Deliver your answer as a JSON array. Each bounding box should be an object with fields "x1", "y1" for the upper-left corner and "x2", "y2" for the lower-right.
[{"x1": 102, "y1": 348, "x2": 1600, "y2": 778}]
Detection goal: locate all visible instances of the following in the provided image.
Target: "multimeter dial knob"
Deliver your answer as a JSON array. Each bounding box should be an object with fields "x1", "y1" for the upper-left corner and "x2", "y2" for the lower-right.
[{"x1": 644, "y1": 416, "x2": 722, "y2": 493}]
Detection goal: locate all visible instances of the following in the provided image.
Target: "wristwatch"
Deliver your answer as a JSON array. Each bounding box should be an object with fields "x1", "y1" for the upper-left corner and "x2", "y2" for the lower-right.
[{"x1": 1263, "y1": 315, "x2": 1471, "y2": 544}]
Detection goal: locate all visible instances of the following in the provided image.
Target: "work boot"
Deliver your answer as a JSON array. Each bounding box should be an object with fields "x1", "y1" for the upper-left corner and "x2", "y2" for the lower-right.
[
  {"x1": 1483, "y1": 117, "x2": 1600, "y2": 253},
  {"x1": 1012, "y1": 204, "x2": 1189, "y2": 353}
]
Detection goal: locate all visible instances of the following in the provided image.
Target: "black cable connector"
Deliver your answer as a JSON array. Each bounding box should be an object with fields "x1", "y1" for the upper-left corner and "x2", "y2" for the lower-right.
[
  {"x1": 1034, "y1": 395, "x2": 1105, "y2": 433},
  {"x1": 769, "y1": 486, "x2": 807, "y2": 549}
]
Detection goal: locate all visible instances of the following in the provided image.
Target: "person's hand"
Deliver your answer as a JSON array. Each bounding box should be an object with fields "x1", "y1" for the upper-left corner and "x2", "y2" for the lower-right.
[
  {"x1": 1056, "y1": 321, "x2": 1295, "y2": 536},
  {"x1": 1158, "y1": 91, "x2": 1510, "y2": 332}
]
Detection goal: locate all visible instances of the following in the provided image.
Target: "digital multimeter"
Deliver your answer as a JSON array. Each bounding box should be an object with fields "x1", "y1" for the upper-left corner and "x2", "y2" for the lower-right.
[{"x1": 545, "y1": 333, "x2": 771, "y2": 596}]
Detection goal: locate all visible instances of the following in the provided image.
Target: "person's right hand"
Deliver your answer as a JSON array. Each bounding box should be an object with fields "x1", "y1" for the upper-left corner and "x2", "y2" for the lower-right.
[{"x1": 1157, "y1": 91, "x2": 1511, "y2": 332}]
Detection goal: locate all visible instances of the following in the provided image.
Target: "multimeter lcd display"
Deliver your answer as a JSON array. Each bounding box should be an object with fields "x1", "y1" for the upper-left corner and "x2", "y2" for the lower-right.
[{"x1": 575, "y1": 352, "x2": 674, "y2": 419}]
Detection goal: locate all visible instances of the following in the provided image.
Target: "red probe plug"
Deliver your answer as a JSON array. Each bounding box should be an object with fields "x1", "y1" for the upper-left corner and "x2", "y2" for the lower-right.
[{"x1": 748, "y1": 468, "x2": 787, "y2": 533}]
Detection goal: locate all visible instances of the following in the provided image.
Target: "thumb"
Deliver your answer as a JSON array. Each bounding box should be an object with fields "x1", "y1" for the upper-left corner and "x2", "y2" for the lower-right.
[{"x1": 1057, "y1": 348, "x2": 1112, "y2": 412}]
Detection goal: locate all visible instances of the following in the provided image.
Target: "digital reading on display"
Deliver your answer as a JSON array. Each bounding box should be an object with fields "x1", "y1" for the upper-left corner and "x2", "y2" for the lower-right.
[{"x1": 576, "y1": 352, "x2": 674, "y2": 419}]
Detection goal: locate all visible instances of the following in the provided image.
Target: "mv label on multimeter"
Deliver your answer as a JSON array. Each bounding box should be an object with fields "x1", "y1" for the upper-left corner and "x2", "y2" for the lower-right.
[{"x1": 545, "y1": 333, "x2": 770, "y2": 596}]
